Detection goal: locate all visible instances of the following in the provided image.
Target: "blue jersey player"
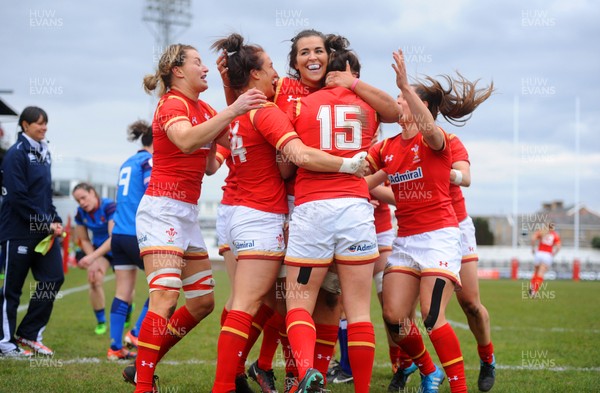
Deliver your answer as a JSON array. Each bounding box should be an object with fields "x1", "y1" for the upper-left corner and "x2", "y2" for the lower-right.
[
  {"x1": 108, "y1": 120, "x2": 153, "y2": 361},
  {"x1": 73, "y1": 182, "x2": 116, "y2": 336}
]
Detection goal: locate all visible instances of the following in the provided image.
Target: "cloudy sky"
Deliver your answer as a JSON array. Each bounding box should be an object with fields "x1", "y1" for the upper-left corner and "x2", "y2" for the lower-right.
[{"x1": 1, "y1": 0, "x2": 599, "y2": 216}]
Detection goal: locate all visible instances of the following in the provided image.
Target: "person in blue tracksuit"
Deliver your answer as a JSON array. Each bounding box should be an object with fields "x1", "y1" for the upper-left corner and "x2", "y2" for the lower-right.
[
  {"x1": 72, "y1": 182, "x2": 116, "y2": 335},
  {"x1": 0, "y1": 106, "x2": 64, "y2": 357},
  {"x1": 106, "y1": 120, "x2": 153, "y2": 361}
]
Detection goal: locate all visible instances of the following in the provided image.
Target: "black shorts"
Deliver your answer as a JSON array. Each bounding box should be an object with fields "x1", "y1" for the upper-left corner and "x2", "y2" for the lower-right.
[
  {"x1": 110, "y1": 234, "x2": 144, "y2": 270},
  {"x1": 75, "y1": 249, "x2": 113, "y2": 264}
]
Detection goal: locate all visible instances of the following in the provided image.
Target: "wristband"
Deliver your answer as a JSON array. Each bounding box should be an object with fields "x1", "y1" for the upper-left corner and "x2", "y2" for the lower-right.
[
  {"x1": 350, "y1": 78, "x2": 359, "y2": 92},
  {"x1": 339, "y1": 151, "x2": 367, "y2": 174},
  {"x1": 451, "y1": 169, "x2": 463, "y2": 186}
]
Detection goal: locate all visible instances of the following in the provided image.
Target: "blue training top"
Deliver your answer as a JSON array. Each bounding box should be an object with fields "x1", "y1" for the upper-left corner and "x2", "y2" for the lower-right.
[
  {"x1": 0, "y1": 132, "x2": 62, "y2": 241},
  {"x1": 75, "y1": 197, "x2": 116, "y2": 250},
  {"x1": 112, "y1": 150, "x2": 152, "y2": 236}
]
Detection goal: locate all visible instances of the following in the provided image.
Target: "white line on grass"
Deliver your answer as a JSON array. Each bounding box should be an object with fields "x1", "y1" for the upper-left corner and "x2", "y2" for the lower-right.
[
  {"x1": 415, "y1": 313, "x2": 600, "y2": 335},
  {"x1": 17, "y1": 275, "x2": 115, "y2": 313},
  {"x1": 4, "y1": 356, "x2": 597, "y2": 373},
  {"x1": 17, "y1": 277, "x2": 599, "y2": 335},
  {"x1": 444, "y1": 318, "x2": 600, "y2": 335}
]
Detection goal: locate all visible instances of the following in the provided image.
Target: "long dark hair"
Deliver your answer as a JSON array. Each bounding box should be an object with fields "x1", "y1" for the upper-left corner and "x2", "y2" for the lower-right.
[
  {"x1": 413, "y1": 74, "x2": 494, "y2": 126},
  {"x1": 210, "y1": 33, "x2": 264, "y2": 92},
  {"x1": 287, "y1": 29, "x2": 329, "y2": 80},
  {"x1": 325, "y1": 34, "x2": 360, "y2": 77},
  {"x1": 127, "y1": 120, "x2": 152, "y2": 147}
]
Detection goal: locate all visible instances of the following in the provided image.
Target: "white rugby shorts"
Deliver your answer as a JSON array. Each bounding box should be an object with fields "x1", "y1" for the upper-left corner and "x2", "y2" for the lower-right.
[
  {"x1": 459, "y1": 216, "x2": 478, "y2": 263},
  {"x1": 136, "y1": 195, "x2": 208, "y2": 261},
  {"x1": 377, "y1": 229, "x2": 395, "y2": 252},
  {"x1": 534, "y1": 250, "x2": 554, "y2": 267},
  {"x1": 386, "y1": 227, "x2": 462, "y2": 288},
  {"x1": 216, "y1": 203, "x2": 235, "y2": 255},
  {"x1": 226, "y1": 205, "x2": 286, "y2": 261},
  {"x1": 285, "y1": 198, "x2": 378, "y2": 267}
]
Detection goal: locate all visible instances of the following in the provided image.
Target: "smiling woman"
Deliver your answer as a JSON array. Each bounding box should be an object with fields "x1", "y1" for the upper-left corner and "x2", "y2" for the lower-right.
[
  {"x1": 125, "y1": 43, "x2": 268, "y2": 393},
  {"x1": 208, "y1": 33, "x2": 369, "y2": 393},
  {"x1": 0, "y1": 106, "x2": 64, "y2": 358}
]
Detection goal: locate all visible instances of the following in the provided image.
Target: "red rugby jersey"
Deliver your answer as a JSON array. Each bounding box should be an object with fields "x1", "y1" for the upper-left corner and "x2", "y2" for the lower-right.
[
  {"x1": 368, "y1": 131, "x2": 458, "y2": 237},
  {"x1": 274, "y1": 77, "x2": 319, "y2": 197},
  {"x1": 215, "y1": 145, "x2": 237, "y2": 206},
  {"x1": 289, "y1": 86, "x2": 379, "y2": 205},
  {"x1": 373, "y1": 182, "x2": 393, "y2": 234},
  {"x1": 536, "y1": 231, "x2": 561, "y2": 253},
  {"x1": 229, "y1": 102, "x2": 298, "y2": 213},
  {"x1": 448, "y1": 133, "x2": 470, "y2": 222},
  {"x1": 274, "y1": 77, "x2": 318, "y2": 112},
  {"x1": 146, "y1": 89, "x2": 217, "y2": 204}
]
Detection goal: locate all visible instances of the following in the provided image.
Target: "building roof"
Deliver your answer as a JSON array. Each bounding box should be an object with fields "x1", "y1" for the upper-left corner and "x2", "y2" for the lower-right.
[
  {"x1": 537, "y1": 200, "x2": 600, "y2": 226},
  {"x1": 0, "y1": 97, "x2": 18, "y2": 117}
]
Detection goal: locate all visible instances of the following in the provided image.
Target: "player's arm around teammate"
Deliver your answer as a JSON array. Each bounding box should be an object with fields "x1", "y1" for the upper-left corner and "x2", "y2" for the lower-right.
[
  {"x1": 209, "y1": 33, "x2": 367, "y2": 393},
  {"x1": 283, "y1": 42, "x2": 381, "y2": 393},
  {"x1": 127, "y1": 43, "x2": 267, "y2": 393},
  {"x1": 365, "y1": 50, "x2": 492, "y2": 393},
  {"x1": 383, "y1": 50, "x2": 453, "y2": 342}
]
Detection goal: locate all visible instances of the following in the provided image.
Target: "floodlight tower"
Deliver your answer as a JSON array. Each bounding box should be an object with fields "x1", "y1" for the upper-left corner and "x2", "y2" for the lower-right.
[{"x1": 143, "y1": 0, "x2": 192, "y2": 50}]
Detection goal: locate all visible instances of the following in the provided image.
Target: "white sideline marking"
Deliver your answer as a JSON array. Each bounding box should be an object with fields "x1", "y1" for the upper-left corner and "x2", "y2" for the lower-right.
[
  {"x1": 2, "y1": 356, "x2": 598, "y2": 373},
  {"x1": 17, "y1": 277, "x2": 600, "y2": 335},
  {"x1": 443, "y1": 319, "x2": 600, "y2": 335},
  {"x1": 446, "y1": 319, "x2": 600, "y2": 334},
  {"x1": 490, "y1": 325, "x2": 600, "y2": 334},
  {"x1": 413, "y1": 312, "x2": 600, "y2": 335},
  {"x1": 17, "y1": 275, "x2": 115, "y2": 313}
]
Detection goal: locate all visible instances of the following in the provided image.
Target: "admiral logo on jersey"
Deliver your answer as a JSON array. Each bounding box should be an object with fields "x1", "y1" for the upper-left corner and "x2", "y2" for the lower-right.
[{"x1": 388, "y1": 167, "x2": 423, "y2": 184}]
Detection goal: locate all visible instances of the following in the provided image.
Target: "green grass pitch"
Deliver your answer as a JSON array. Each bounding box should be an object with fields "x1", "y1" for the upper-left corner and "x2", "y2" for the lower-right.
[{"x1": 1, "y1": 265, "x2": 599, "y2": 392}]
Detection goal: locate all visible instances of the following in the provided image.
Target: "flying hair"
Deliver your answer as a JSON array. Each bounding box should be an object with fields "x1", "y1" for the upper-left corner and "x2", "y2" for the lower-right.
[
  {"x1": 412, "y1": 72, "x2": 494, "y2": 127},
  {"x1": 127, "y1": 120, "x2": 153, "y2": 147}
]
